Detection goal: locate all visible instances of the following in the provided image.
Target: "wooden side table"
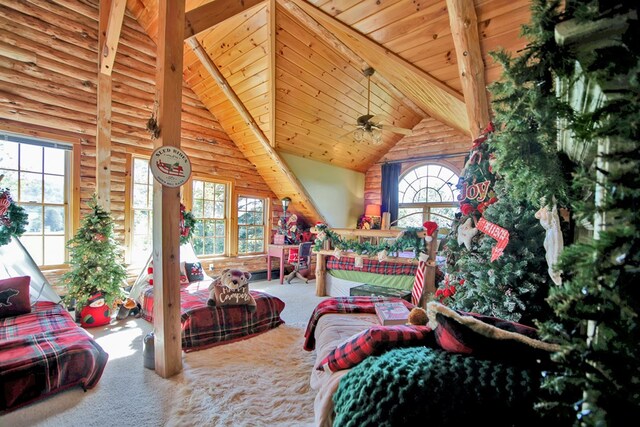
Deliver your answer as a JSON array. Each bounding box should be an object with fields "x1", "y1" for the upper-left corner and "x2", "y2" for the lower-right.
[{"x1": 267, "y1": 244, "x2": 298, "y2": 284}]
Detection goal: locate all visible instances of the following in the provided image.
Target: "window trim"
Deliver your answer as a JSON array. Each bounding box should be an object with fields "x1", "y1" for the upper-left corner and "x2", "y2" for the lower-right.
[
  {"x1": 127, "y1": 155, "x2": 155, "y2": 266},
  {"x1": 190, "y1": 176, "x2": 232, "y2": 257},
  {"x1": 0, "y1": 132, "x2": 72, "y2": 268}
]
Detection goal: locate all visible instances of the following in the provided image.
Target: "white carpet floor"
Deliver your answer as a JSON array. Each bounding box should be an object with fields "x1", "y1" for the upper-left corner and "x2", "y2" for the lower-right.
[{"x1": 0, "y1": 279, "x2": 326, "y2": 427}]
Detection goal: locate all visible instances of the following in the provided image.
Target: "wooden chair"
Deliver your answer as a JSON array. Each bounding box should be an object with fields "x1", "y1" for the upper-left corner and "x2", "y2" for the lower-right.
[{"x1": 285, "y1": 242, "x2": 313, "y2": 284}]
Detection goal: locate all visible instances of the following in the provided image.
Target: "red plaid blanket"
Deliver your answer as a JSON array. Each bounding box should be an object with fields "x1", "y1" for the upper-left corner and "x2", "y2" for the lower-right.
[
  {"x1": 0, "y1": 303, "x2": 108, "y2": 413},
  {"x1": 303, "y1": 296, "x2": 414, "y2": 351},
  {"x1": 326, "y1": 256, "x2": 418, "y2": 276},
  {"x1": 140, "y1": 283, "x2": 285, "y2": 352}
]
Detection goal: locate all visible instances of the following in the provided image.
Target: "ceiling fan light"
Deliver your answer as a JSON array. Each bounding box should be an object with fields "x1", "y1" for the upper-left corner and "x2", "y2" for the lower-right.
[
  {"x1": 353, "y1": 128, "x2": 364, "y2": 142},
  {"x1": 371, "y1": 128, "x2": 382, "y2": 145}
]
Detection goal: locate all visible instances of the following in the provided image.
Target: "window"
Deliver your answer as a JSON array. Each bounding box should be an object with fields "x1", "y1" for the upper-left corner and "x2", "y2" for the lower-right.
[
  {"x1": 192, "y1": 179, "x2": 227, "y2": 256},
  {"x1": 397, "y1": 164, "x2": 460, "y2": 229},
  {"x1": 0, "y1": 134, "x2": 71, "y2": 266},
  {"x1": 238, "y1": 196, "x2": 265, "y2": 254},
  {"x1": 131, "y1": 157, "x2": 153, "y2": 264}
]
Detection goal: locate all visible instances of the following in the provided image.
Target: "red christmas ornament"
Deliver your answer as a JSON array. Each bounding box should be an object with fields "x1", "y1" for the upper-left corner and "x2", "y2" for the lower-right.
[{"x1": 460, "y1": 203, "x2": 474, "y2": 216}]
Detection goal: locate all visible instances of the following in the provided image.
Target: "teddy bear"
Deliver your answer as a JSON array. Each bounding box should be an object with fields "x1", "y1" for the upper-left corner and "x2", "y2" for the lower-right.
[{"x1": 207, "y1": 268, "x2": 256, "y2": 312}]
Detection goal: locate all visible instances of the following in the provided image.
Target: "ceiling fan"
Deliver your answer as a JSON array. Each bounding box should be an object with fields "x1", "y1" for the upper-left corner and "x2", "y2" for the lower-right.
[{"x1": 345, "y1": 67, "x2": 413, "y2": 145}]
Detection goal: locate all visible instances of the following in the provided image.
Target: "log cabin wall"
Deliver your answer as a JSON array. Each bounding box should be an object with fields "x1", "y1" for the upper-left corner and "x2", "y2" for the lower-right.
[{"x1": 0, "y1": 0, "x2": 279, "y2": 290}]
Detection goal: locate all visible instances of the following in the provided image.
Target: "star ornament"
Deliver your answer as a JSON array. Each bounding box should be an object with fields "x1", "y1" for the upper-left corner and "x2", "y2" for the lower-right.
[{"x1": 457, "y1": 218, "x2": 478, "y2": 250}]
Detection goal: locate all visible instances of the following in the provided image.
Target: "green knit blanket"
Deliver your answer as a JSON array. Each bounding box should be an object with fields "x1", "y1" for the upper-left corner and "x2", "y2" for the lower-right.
[{"x1": 333, "y1": 347, "x2": 543, "y2": 427}]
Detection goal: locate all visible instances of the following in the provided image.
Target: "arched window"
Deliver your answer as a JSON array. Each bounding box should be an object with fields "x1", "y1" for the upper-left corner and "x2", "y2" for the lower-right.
[{"x1": 397, "y1": 164, "x2": 460, "y2": 229}]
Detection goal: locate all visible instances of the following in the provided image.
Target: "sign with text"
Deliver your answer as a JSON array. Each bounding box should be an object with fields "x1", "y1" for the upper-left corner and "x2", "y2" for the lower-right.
[
  {"x1": 149, "y1": 146, "x2": 192, "y2": 187},
  {"x1": 476, "y1": 217, "x2": 509, "y2": 261}
]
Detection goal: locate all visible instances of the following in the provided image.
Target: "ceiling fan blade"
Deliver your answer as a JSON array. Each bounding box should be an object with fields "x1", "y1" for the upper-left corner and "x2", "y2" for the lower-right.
[{"x1": 380, "y1": 124, "x2": 413, "y2": 135}]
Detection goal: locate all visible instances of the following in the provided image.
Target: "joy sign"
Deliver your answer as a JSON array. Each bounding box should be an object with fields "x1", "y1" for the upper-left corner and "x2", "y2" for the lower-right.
[{"x1": 457, "y1": 180, "x2": 491, "y2": 202}]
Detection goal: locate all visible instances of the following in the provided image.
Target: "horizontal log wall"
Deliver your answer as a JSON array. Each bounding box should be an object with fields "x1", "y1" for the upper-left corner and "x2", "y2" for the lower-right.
[{"x1": 0, "y1": 0, "x2": 278, "y2": 290}]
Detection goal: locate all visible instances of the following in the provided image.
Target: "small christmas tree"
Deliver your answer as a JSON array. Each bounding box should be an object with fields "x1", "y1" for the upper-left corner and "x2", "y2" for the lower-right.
[
  {"x1": 440, "y1": 126, "x2": 552, "y2": 324},
  {"x1": 63, "y1": 195, "x2": 126, "y2": 309}
]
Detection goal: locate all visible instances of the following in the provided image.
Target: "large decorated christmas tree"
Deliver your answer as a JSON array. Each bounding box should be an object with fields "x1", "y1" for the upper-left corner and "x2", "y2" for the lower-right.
[
  {"x1": 440, "y1": 125, "x2": 554, "y2": 325},
  {"x1": 63, "y1": 195, "x2": 127, "y2": 309}
]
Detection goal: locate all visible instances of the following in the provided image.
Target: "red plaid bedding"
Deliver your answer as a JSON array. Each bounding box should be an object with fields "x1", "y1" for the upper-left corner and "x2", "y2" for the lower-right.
[
  {"x1": 0, "y1": 302, "x2": 108, "y2": 413},
  {"x1": 139, "y1": 283, "x2": 285, "y2": 352},
  {"x1": 326, "y1": 255, "x2": 418, "y2": 276},
  {"x1": 303, "y1": 296, "x2": 414, "y2": 351},
  {"x1": 317, "y1": 324, "x2": 433, "y2": 372}
]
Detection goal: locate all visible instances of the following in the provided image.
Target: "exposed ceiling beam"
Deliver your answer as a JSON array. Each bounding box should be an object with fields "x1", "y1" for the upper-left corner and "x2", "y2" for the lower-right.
[
  {"x1": 288, "y1": 0, "x2": 470, "y2": 136},
  {"x1": 187, "y1": 36, "x2": 326, "y2": 224},
  {"x1": 184, "y1": 0, "x2": 266, "y2": 40},
  {"x1": 278, "y1": 0, "x2": 426, "y2": 118},
  {"x1": 446, "y1": 0, "x2": 490, "y2": 138},
  {"x1": 99, "y1": 0, "x2": 126, "y2": 75},
  {"x1": 268, "y1": 0, "x2": 277, "y2": 147}
]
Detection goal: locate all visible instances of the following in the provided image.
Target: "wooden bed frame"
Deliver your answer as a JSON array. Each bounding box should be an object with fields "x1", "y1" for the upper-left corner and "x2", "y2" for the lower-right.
[{"x1": 313, "y1": 228, "x2": 439, "y2": 307}]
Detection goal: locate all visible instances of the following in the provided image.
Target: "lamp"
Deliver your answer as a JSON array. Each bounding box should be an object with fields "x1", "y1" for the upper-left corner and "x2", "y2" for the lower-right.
[
  {"x1": 364, "y1": 203, "x2": 382, "y2": 229},
  {"x1": 281, "y1": 197, "x2": 291, "y2": 214}
]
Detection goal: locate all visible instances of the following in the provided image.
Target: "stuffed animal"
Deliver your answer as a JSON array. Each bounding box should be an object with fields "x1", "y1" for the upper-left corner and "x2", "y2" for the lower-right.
[
  {"x1": 207, "y1": 268, "x2": 257, "y2": 312},
  {"x1": 407, "y1": 307, "x2": 428, "y2": 326}
]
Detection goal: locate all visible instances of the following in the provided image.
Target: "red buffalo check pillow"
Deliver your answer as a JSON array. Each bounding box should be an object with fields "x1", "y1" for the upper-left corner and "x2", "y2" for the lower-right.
[{"x1": 316, "y1": 324, "x2": 433, "y2": 372}]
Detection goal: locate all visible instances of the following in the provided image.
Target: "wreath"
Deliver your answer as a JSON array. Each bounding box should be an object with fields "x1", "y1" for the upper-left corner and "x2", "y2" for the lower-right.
[
  {"x1": 0, "y1": 188, "x2": 28, "y2": 247},
  {"x1": 179, "y1": 203, "x2": 196, "y2": 245}
]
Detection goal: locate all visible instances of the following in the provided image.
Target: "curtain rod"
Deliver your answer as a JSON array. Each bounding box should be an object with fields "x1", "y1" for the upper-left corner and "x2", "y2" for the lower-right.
[{"x1": 377, "y1": 152, "x2": 467, "y2": 165}]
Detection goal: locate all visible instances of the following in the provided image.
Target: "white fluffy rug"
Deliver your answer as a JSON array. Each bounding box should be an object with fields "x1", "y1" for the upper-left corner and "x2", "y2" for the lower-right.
[{"x1": 169, "y1": 324, "x2": 316, "y2": 427}]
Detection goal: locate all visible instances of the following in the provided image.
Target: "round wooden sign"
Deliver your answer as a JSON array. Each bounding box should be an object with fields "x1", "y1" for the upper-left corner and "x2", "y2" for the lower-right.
[{"x1": 149, "y1": 146, "x2": 192, "y2": 187}]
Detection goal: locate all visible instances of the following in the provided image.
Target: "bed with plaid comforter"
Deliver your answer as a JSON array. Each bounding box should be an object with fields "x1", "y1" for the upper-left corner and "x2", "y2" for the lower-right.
[
  {"x1": 0, "y1": 302, "x2": 108, "y2": 413},
  {"x1": 139, "y1": 281, "x2": 285, "y2": 352}
]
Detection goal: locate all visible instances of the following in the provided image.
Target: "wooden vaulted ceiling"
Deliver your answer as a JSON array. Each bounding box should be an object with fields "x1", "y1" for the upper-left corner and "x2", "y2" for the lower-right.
[{"x1": 126, "y1": 0, "x2": 531, "y2": 219}]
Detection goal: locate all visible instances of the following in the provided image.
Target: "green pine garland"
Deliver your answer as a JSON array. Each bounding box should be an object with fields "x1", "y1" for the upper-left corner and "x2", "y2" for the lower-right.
[
  {"x1": 313, "y1": 224, "x2": 427, "y2": 258},
  {"x1": 63, "y1": 195, "x2": 127, "y2": 309},
  {"x1": 0, "y1": 188, "x2": 28, "y2": 247},
  {"x1": 489, "y1": 0, "x2": 640, "y2": 423}
]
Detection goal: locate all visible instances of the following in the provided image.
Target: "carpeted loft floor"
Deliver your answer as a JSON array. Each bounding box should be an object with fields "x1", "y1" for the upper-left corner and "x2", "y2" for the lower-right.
[{"x1": 0, "y1": 279, "x2": 326, "y2": 427}]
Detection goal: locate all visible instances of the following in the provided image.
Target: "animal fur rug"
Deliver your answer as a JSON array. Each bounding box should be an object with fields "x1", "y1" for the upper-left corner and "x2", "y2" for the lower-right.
[{"x1": 167, "y1": 323, "x2": 316, "y2": 427}]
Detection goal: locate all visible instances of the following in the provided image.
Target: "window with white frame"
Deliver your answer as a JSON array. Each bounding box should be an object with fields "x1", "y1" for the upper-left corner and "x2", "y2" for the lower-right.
[
  {"x1": 192, "y1": 179, "x2": 227, "y2": 256},
  {"x1": 0, "y1": 134, "x2": 71, "y2": 266},
  {"x1": 131, "y1": 157, "x2": 153, "y2": 264},
  {"x1": 237, "y1": 196, "x2": 265, "y2": 254},
  {"x1": 397, "y1": 164, "x2": 460, "y2": 229}
]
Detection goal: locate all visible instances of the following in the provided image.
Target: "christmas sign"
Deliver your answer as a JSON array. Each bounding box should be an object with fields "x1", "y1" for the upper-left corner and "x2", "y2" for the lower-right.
[
  {"x1": 457, "y1": 180, "x2": 491, "y2": 202},
  {"x1": 150, "y1": 146, "x2": 192, "y2": 187},
  {"x1": 476, "y1": 217, "x2": 509, "y2": 261}
]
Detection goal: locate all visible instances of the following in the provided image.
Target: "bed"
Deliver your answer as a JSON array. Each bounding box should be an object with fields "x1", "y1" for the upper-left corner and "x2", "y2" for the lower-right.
[
  {"x1": 314, "y1": 228, "x2": 443, "y2": 303},
  {"x1": 0, "y1": 301, "x2": 109, "y2": 413},
  {"x1": 135, "y1": 280, "x2": 285, "y2": 352}
]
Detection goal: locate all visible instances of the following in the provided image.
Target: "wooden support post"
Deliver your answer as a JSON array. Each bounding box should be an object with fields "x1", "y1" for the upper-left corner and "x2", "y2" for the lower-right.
[
  {"x1": 446, "y1": 0, "x2": 491, "y2": 138},
  {"x1": 100, "y1": 0, "x2": 126, "y2": 75},
  {"x1": 184, "y1": 0, "x2": 266, "y2": 39},
  {"x1": 315, "y1": 253, "x2": 326, "y2": 296},
  {"x1": 153, "y1": 0, "x2": 185, "y2": 378},
  {"x1": 96, "y1": 1, "x2": 112, "y2": 210},
  {"x1": 267, "y1": 0, "x2": 277, "y2": 147}
]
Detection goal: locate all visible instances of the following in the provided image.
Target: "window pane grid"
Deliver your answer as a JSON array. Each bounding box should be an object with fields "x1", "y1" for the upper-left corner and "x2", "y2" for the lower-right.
[
  {"x1": 238, "y1": 196, "x2": 265, "y2": 254},
  {"x1": 398, "y1": 164, "x2": 459, "y2": 229},
  {"x1": 131, "y1": 158, "x2": 153, "y2": 264},
  {"x1": 0, "y1": 138, "x2": 69, "y2": 266},
  {"x1": 193, "y1": 179, "x2": 227, "y2": 256}
]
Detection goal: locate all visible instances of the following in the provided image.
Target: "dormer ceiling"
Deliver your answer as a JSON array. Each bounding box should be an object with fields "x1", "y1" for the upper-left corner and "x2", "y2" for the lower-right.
[{"x1": 126, "y1": 0, "x2": 531, "y2": 217}]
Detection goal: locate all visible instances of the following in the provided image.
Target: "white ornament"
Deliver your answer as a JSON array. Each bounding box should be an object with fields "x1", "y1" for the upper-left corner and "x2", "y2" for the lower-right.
[
  {"x1": 377, "y1": 250, "x2": 388, "y2": 262},
  {"x1": 457, "y1": 218, "x2": 478, "y2": 250},
  {"x1": 354, "y1": 255, "x2": 364, "y2": 268},
  {"x1": 535, "y1": 203, "x2": 564, "y2": 285},
  {"x1": 425, "y1": 235, "x2": 433, "y2": 243},
  {"x1": 333, "y1": 248, "x2": 342, "y2": 259}
]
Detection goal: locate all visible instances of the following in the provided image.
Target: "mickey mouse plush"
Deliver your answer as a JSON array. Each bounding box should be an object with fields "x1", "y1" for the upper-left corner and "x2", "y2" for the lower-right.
[{"x1": 207, "y1": 268, "x2": 257, "y2": 312}]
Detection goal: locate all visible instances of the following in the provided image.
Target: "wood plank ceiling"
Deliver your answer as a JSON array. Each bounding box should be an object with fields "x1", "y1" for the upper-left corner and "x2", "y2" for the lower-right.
[{"x1": 126, "y1": 0, "x2": 531, "y2": 220}]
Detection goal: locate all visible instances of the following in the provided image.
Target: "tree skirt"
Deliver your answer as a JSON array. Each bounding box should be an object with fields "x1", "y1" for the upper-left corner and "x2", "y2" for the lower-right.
[
  {"x1": 333, "y1": 346, "x2": 543, "y2": 427},
  {"x1": 167, "y1": 324, "x2": 315, "y2": 427}
]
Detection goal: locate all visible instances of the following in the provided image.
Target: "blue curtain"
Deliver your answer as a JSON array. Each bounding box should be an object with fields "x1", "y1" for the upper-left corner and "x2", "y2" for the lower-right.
[{"x1": 381, "y1": 163, "x2": 401, "y2": 224}]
